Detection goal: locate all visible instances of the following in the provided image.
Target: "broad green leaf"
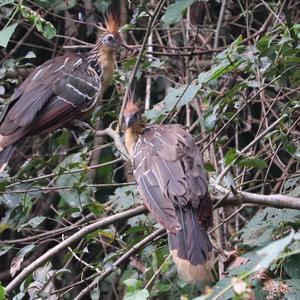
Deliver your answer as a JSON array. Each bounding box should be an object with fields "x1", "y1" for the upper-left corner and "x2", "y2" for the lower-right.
[
  {"x1": 0, "y1": 23, "x2": 17, "y2": 48},
  {"x1": 55, "y1": 153, "x2": 91, "y2": 208},
  {"x1": 241, "y1": 207, "x2": 300, "y2": 247},
  {"x1": 123, "y1": 278, "x2": 142, "y2": 290},
  {"x1": 19, "y1": 216, "x2": 46, "y2": 229},
  {"x1": 238, "y1": 158, "x2": 268, "y2": 169},
  {"x1": 284, "y1": 254, "x2": 300, "y2": 279},
  {"x1": 207, "y1": 277, "x2": 234, "y2": 300},
  {"x1": 286, "y1": 280, "x2": 300, "y2": 300},
  {"x1": 253, "y1": 231, "x2": 294, "y2": 272},
  {"x1": 109, "y1": 185, "x2": 137, "y2": 212},
  {"x1": 164, "y1": 83, "x2": 199, "y2": 108},
  {"x1": 124, "y1": 289, "x2": 149, "y2": 300},
  {"x1": 224, "y1": 148, "x2": 238, "y2": 166},
  {"x1": 162, "y1": 0, "x2": 196, "y2": 24},
  {"x1": 145, "y1": 55, "x2": 242, "y2": 121}
]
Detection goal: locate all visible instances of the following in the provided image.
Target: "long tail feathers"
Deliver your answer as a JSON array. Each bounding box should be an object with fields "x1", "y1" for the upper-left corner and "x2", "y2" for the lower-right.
[
  {"x1": 168, "y1": 207, "x2": 214, "y2": 283},
  {"x1": 0, "y1": 146, "x2": 15, "y2": 172}
]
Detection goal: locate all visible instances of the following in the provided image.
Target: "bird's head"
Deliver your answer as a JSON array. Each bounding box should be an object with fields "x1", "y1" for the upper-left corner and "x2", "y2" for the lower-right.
[
  {"x1": 100, "y1": 14, "x2": 120, "y2": 52},
  {"x1": 123, "y1": 98, "x2": 141, "y2": 128}
]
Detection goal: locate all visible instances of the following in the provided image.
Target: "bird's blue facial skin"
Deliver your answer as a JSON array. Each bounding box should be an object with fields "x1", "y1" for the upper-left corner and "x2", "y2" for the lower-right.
[{"x1": 102, "y1": 34, "x2": 120, "y2": 49}]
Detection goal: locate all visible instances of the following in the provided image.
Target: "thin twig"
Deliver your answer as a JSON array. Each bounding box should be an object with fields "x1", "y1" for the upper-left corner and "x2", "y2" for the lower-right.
[
  {"x1": 5, "y1": 206, "x2": 148, "y2": 295},
  {"x1": 73, "y1": 228, "x2": 166, "y2": 300},
  {"x1": 117, "y1": 0, "x2": 167, "y2": 132}
]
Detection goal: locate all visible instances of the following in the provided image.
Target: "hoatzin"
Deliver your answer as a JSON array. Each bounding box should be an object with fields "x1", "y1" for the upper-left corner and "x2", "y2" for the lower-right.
[
  {"x1": 124, "y1": 99, "x2": 213, "y2": 283},
  {"x1": 0, "y1": 14, "x2": 120, "y2": 171}
]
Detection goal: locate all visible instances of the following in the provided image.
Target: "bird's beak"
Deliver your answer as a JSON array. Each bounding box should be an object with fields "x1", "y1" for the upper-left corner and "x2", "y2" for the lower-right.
[
  {"x1": 124, "y1": 113, "x2": 136, "y2": 128},
  {"x1": 102, "y1": 34, "x2": 120, "y2": 49}
]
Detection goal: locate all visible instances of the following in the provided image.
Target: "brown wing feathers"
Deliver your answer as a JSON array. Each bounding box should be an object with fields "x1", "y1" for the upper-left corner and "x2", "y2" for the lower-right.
[
  {"x1": 128, "y1": 122, "x2": 213, "y2": 282},
  {"x1": 0, "y1": 14, "x2": 119, "y2": 169},
  {"x1": 0, "y1": 54, "x2": 101, "y2": 150}
]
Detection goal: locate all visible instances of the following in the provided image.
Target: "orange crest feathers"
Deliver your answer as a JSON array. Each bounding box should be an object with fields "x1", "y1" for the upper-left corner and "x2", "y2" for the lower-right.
[
  {"x1": 105, "y1": 13, "x2": 120, "y2": 36},
  {"x1": 124, "y1": 96, "x2": 141, "y2": 115}
]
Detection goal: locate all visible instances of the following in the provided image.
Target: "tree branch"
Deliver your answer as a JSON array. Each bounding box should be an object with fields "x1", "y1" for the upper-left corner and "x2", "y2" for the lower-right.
[
  {"x1": 73, "y1": 227, "x2": 166, "y2": 300},
  {"x1": 117, "y1": 0, "x2": 167, "y2": 132},
  {"x1": 214, "y1": 185, "x2": 300, "y2": 210},
  {"x1": 95, "y1": 127, "x2": 130, "y2": 161},
  {"x1": 5, "y1": 206, "x2": 147, "y2": 295}
]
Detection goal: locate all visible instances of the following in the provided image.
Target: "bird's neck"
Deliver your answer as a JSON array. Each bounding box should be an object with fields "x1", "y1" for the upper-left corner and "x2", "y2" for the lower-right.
[
  {"x1": 89, "y1": 43, "x2": 115, "y2": 91},
  {"x1": 125, "y1": 123, "x2": 143, "y2": 157}
]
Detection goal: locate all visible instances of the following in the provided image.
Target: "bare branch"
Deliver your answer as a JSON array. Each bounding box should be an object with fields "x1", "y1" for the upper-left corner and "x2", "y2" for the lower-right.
[
  {"x1": 214, "y1": 185, "x2": 300, "y2": 210},
  {"x1": 73, "y1": 228, "x2": 166, "y2": 300},
  {"x1": 5, "y1": 206, "x2": 147, "y2": 295}
]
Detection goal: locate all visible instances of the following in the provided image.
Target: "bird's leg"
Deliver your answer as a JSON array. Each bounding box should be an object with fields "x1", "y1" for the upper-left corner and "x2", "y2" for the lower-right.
[
  {"x1": 71, "y1": 120, "x2": 95, "y2": 145},
  {"x1": 72, "y1": 119, "x2": 95, "y2": 132}
]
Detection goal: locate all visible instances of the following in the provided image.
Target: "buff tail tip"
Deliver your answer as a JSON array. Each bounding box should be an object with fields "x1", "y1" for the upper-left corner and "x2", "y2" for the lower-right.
[{"x1": 171, "y1": 249, "x2": 214, "y2": 283}]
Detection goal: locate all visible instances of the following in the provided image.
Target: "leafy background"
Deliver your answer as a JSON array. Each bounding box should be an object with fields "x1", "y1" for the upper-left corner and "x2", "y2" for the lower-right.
[{"x1": 0, "y1": 0, "x2": 300, "y2": 299}]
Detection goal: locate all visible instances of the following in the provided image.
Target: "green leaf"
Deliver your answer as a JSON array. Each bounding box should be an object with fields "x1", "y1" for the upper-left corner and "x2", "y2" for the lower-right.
[
  {"x1": 0, "y1": 0, "x2": 15, "y2": 8},
  {"x1": 84, "y1": 202, "x2": 104, "y2": 216},
  {"x1": 19, "y1": 216, "x2": 46, "y2": 229},
  {"x1": 109, "y1": 185, "x2": 137, "y2": 212},
  {"x1": 0, "y1": 245, "x2": 14, "y2": 257},
  {"x1": 145, "y1": 55, "x2": 242, "y2": 121},
  {"x1": 286, "y1": 280, "x2": 300, "y2": 300},
  {"x1": 284, "y1": 254, "x2": 300, "y2": 279},
  {"x1": 253, "y1": 231, "x2": 294, "y2": 272},
  {"x1": 238, "y1": 158, "x2": 268, "y2": 169},
  {"x1": 90, "y1": 285, "x2": 100, "y2": 300},
  {"x1": 0, "y1": 23, "x2": 18, "y2": 48},
  {"x1": 123, "y1": 278, "x2": 142, "y2": 290},
  {"x1": 10, "y1": 244, "x2": 35, "y2": 277},
  {"x1": 224, "y1": 148, "x2": 238, "y2": 166},
  {"x1": 33, "y1": 262, "x2": 52, "y2": 284},
  {"x1": 203, "y1": 106, "x2": 218, "y2": 132},
  {"x1": 241, "y1": 207, "x2": 300, "y2": 247},
  {"x1": 0, "y1": 282, "x2": 5, "y2": 300},
  {"x1": 208, "y1": 277, "x2": 234, "y2": 300},
  {"x1": 0, "y1": 223, "x2": 9, "y2": 235},
  {"x1": 55, "y1": 153, "x2": 91, "y2": 208},
  {"x1": 42, "y1": 21, "x2": 56, "y2": 39},
  {"x1": 204, "y1": 162, "x2": 215, "y2": 172},
  {"x1": 162, "y1": 0, "x2": 197, "y2": 24},
  {"x1": 124, "y1": 289, "x2": 149, "y2": 300}
]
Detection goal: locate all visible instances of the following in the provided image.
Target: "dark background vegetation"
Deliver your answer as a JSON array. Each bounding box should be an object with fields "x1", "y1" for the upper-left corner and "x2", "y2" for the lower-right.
[{"x1": 0, "y1": 0, "x2": 300, "y2": 299}]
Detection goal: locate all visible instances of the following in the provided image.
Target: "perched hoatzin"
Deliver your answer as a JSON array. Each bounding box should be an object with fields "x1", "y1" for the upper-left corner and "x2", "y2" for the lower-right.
[
  {"x1": 124, "y1": 99, "x2": 213, "y2": 283},
  {"x1": 0, "y1": 14, "x2": 120, "y2": 171}
]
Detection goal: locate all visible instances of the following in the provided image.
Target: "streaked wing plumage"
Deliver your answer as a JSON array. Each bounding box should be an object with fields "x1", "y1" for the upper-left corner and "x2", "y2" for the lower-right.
[
  {"x1": 0, "y1": 53, "x2": 101, "y2": 148},
  {"x1": 132, "y1": 125, "x2": 212, "y2": 229},
  {"x1": 132, "y1": 124, "x2": 212, "y2": 277}
]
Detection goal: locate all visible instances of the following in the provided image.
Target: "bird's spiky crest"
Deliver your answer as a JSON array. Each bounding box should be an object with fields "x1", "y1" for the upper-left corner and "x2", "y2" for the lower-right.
[
  {"x1": 124, "y1": 94, "x2": 140, "y2": 115},
  {"x1": 105, "y1": 13, "x2": 120, "y2": 36}
]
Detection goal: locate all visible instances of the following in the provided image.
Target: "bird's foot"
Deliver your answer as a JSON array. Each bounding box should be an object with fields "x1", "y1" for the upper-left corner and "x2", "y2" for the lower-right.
[{"x1": 72, "y1": 120, "x2": 95, "y2": 132}]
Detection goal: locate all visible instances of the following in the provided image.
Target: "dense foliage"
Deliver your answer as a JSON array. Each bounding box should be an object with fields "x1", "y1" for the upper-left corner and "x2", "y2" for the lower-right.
[{"x1": 0, "y1": 0, "x2": 300, "y2": 299}]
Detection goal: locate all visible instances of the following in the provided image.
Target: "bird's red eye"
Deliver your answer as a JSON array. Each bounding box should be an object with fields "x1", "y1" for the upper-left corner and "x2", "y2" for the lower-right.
[{"x1": 106, "y1": 34, "x2": 114, "y2": 42}]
